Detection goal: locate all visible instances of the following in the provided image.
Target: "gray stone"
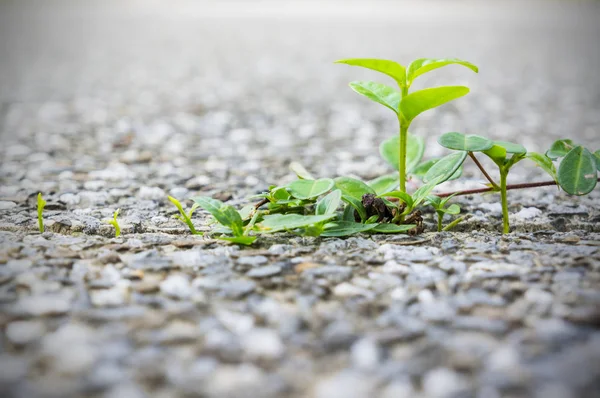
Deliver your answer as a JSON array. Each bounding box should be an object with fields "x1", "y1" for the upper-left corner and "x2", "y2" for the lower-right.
[{"x1": 247, "y1": 265, "x2": 282, "y2": 278}]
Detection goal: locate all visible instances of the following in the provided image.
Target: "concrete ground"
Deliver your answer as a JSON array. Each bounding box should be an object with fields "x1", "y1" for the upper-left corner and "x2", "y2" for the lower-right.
[{"x1": 1, "y1": 1, "x2": 600, "y2": 397}]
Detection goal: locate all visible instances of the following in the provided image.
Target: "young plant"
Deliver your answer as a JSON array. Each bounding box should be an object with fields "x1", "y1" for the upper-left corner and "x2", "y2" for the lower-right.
[
  {"x1": 105, "y1": 208, "x2": 121, "y2": 238},
  {"x1": 426, "y1": 194, "x2": 461, "y2": 232},
  {"x1": 192, "y1": 196, "x2": 257, "y2": 245},
  {"x1": 37, "y1": 192, "x2": 46, "y2": 233},
  {"x1": 168, "y1": 195, "x2": 200, "y2": 235},
  {"x1": 336, "y1": 57, "x2": 478, "y2": 193}
]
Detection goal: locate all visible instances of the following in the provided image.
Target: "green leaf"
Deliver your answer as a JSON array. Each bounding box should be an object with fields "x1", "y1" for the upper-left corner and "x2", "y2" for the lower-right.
[
  {"x1": 412, "y1": 176, "x2": 445, "y2": 208},
  {"x1": 557, "y1": 146, "x2": 598, "y2": 195},
  {"x1": 406, "y1": 58, "x2": 478, "y2": 85},
  {"x1": 526, "y1": 152, "x2": 557, "y2": 181},
  {"x1": 368, "y1": 174, "x2": 399, "y2": 195},
  {"x1": 316, "y1": 189, "x2": 342, "y2": 215},
  {"x1": 168, "y1": 195, "x2": 198, "y2": 235},
  {"x1": 349, "y1": 81, "x2": 400, "y2": 114},
  {"x1": 260, "y1": 214, "x2": 336, "y2": 232},
  {"x1": 192, "y1": 196, "x2": 244, "y2": 237},
  {"x1": 322, "y1": 221, "x2": 378, "y2": 237},
  {"x1": 546, "y1": 139, "x2": 575, "y2": 160},
  {"x1": 289, "y1": 162, "x2": 315, "y2": 180},
  {"x1": 482, "y1": 144, "x2": 507, "y2": 166},
  {"x1": 218, "y1": 236, "x2": 257, "y2": 246},
  {"x1": 594, "y1": 150, "x2": 600, "y2": 171},
  {"x1": 341, "y1": 195, "x2": 367, "y2": 222},
  {"x1": 342, "y1": 204, "x2": 355, "y2": 221},
  {"x1": 400, "y1": 86, "x2": 469, "y2": 124},
  {"x1": 37, "y1": 192, "x2": 46, "y2": 233},
  {"x1": 378, "y1": 191, "x2": 414, "y2": 209},
  {"x1": 494, "y1": 140, "x2": 527, "y2": 154},
  {"x1": 425, "y1": 195, "x2": 442, "y2": 208},
  {"x1": 412, "y1": 158, "x2": 463, "y2": 181},
  {"x1": 334, "y1": 177, "x2": 375, "y2": 200},
  {"x1": 371, "y1": 223, "x2": 415, "y2": 233},
  {"x1": 443, "y1": 204, "x2": 461, "y2": 215},
  {"x1": 437, "y1": 132, "x2": 494, "y2": 152},
  {"x1": 335, "y1": 58, "x2": 407, "y2": 88},
  {"x1": 287, "y1": 178, "x2": 334, "y2": 200},
  {"x1": 379, "y1": 133, "x2": 425, "y2": 172},
  {"x1": 423, "y1": 151, "x2": 468, "y2": 184}
]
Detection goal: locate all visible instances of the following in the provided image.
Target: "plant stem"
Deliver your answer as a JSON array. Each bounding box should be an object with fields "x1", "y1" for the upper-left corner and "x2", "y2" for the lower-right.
[
  {"x1": 437, "y1": 211, "x2": 443, "y2": 232},
  {"x1": 399, "y1": 122, "x2": 408, "y2": 193},
  {"x1": 435, "y1": 177, "x2": 600, "y2": 198},
  {"x1": 500, "y1": 169, "x2": 509, "y2": 234},
  {"x1": 468, "y1": 152, "x2": 499, "y2": 189}
]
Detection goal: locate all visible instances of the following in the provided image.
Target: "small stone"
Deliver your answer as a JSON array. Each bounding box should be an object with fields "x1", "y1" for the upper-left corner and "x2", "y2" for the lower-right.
[
  {"x1": 241, "y1": 328, "x2": 285, "y2": 360},
  {"x1": 137, "y1": 186, "x2": 166, "y2": 200},
  {"x1": 422, "y1": 367, "x2": 470, "y2": 398},
  {"x1": 219, "y1": 280, "x2": 256, "y2": 299},
  {"x1": 315, "y1": 370, "x2": 377, "y2": 398},
  {"x1": 247, "y1": 265, "x2": 282, "y2": 278},
  {"x1": 237, "y1": 255, "x2": 268, "y2": 267},
  {"x1": 350, "y1": 338, "x2": 381, "y2": 370},
  {"x1": 160, "y1": 274, "x2": 192, "y2": 299},
  {"x1": 6, "y1": 320, "x2": 46, "y2": 345},
  {"x1": 0, "y1": 201, "x2": 17, "y2": 210},
  {"x1": 513, "y1": 207, "x2": 542, "y2": 221},
  {"x1": 333, "y1": 282, "x2": 374, "y2": 298},
  {"x1": 90, "y1": 281, "x2": 130, "y2": 307},
  {"x1": 16, "y1": 293, "x2": 71, "y2": 316}
]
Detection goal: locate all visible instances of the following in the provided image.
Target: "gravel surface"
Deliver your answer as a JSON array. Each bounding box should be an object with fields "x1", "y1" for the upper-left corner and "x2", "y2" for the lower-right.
[{"x1": 1, "y1": 1, "x2": 600, "y2": 397}]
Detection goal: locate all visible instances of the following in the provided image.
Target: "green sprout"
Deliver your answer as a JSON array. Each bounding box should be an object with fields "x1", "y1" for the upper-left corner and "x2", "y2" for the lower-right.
[
  {"x1": 168, "y1": 195, "x2": 200, "y2": 235},
  {"x1": 105, "y1": 208, "x2": 121, "y2": 237},
  {"x1": 336, "y1": 57, "x2": 477, "y2": 194},
  {"x1": 37, "y1": 192, "x2": 46, "y2": 233},
  {"x1": 426, "y1": 194, "x2": 461, "y2": 232}
]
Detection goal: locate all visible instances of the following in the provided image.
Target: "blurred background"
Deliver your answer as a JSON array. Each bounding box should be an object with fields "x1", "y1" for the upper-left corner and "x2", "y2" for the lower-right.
[{"x1": 1, "y1": 0, "x2": 599, "y2": 188}]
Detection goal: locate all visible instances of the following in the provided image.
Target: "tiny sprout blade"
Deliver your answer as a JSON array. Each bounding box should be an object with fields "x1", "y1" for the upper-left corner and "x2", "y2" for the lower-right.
[
  {"x1": 335, "y1": 58, "x2": 406, "y2": 88},
  {"x1": 400, "y1": 86, "x2": 469, "y2": 123},
  {"x1": 37, "y1": 193, "x2": 46, "y2": 233},
  {"x1": 192, "y1": 196, "x2": 244, "y2": 237},
  {"x1": 348, "y1": 81, "x2": 400, "y2": 114},
  {"x1": 557, "y1": 146, "x2": 597, "y2": 195}
]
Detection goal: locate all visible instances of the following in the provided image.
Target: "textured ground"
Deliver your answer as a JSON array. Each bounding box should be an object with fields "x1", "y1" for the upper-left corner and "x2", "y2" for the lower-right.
[{"x1": 1, "y1": 1, "x2": 600, "y2": 397}]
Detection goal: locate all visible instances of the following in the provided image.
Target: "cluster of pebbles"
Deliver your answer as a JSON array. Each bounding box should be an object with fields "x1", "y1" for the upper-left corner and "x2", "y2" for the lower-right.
[{"x1": 1, "y1": 1, "x2": 600, "y2": 397}]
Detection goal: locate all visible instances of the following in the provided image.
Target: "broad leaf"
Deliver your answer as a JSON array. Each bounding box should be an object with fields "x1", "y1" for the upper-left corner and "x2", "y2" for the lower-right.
[
  {"x1": 335, "y1": 58, "x2": 406, "y2": 88},
  {"x1": 412, "y1": 158, "x2": 462, "y2": 181},
  {"x1": 287, "y1": 178, "x2": 334, "y2": 200},
  {"x1": 494, "y1": 140, "x2": 527, "y2": 154},
  {"x1": 334, "y1": 176, "x2": 375, "y2": 200},
  {"x1": 378, "y1": 191, "x2": 414, "y2": 209},
  {"x1": 406, "y1": 58, "x2": 478, "y2": 85},
  {"x1": 400, "y1": 86, "x2": 469, "y2": 124},
  {"x1": 342, "y1": 204, "x2": 355, "y2": 221},
  {"x1": 341, "y1": 194, "x2": 367, "y2": 222},
  {"x1": 316, "y1": 189, "x2": 342, "y2": 215},
  {"x1": 368, "y1": 174, "x2": 399, "y2": 195},
  {"x1": 322, "y1": 221, "x2": 378, "y2": 237},
  {"x1": 218, "y1": 236, "x2": 257, "y2": 246},
  {"x1": 371, "y1": 223, "x2": 415, "y2": 233},
  {"x1": 289, "y1": 162, "x2": 315, "y2": 180},
  {"x1": 526, "y1": 152, "x2": 557, "y2": 181},
  {"x1": 349, "y1": 81, "x2": 400, "y2": 114},
  {"x1": 438, "y1": 132, "x2": 494, "y2": 152},
  {"x1": 595, "y1": 150, "x2": 600, "y2": 171},
  {"x1": 192, "y1": 196, "x2": 244, "y2": 237},
  {"x1": 557, "y1": 146, "x2": 597, "y2": 195},
  {"x1": 546, "y1": 139, "x2": 575, "y2": 160},
  {"x1": 443, "y1": 204, "x2": 461, "y2": 215},
  {"x1": 423, "y1": 151, "x2": 468, "y2": 184},
  {"x1": 483, "y1": 144, "x2": 507, "y2": 166},
  {"x1": 379, "y1": 133, "x2": 425, "y2": 172},
  {"x1": 412, "y1": 176, "x2": 445, "y2": 208},
  {"x1": 260, "y1": 214, "x2": 336, "y2": 232}
]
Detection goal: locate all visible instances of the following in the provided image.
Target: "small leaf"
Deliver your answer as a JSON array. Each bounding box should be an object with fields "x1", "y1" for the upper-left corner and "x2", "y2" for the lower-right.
[
  {"x1": 425, "y1": 195, "x2": 442, "y2": 208},
  {"x1": 218, "y1": 236, "x2": 257, "y2": 246},
  {"x1": 412, "y1": 159, "x2": 462, "y2": 182},
  {"x1": 412, "y1": 176, "x2": 445, "y2": 208},
  {"x1": 289, "y1": 162, "x2": 315, "y2": 180},
  {"x1": 334, "y1": 176, "x2": 375, "y2": 200},
  {"x1": 437, "y1": 132, "x2": 494, "y2": 152},
  {"x1": 341, "y1": 195, "x2": 367, "y2": 222},
  {"x1": 379, "y1": 133, "x2": 425, "y2": 172},
  {"x1": 526, "y1": 152, "x2": 557, "y2": 181},
  {"x1": 593, "y1": 149, "x2": 600, "y2": 171},
  {"x1": 371, "y1": 223, "x2": 415, "y2": 233},
  {"x1": 349, "y1": 81, "x2": 400, "y2": 114},
  {"x1": 494, "y1": 140, "x2": 527, "y2": 154},
  {"x1": 335, "y1": 58, "x2": 406, "y2": 88},
  {"x1": 378, "y1": 191, "x2": 414, "y2": 209},
  {"x1": 406, "y1": 58, "x2": 478, "y2": 85},
  {"x1": 260, "y1": 214, "x2": 336, "y2": 232},
  {"x1": 368, "y1": 174, "x2": 399, "y2": 195},
  {"x1": 423, "y1": 151, "x2": 468, "y2": 184},
  {"x1": 316, "y1": 189, "x2": 342, "y2": 215},
  {"x1": 557, "y1": 146, "x2": 597, "y2": 195},
  {"x1": 287, "y1": 178, "x2": 334, "y2": 200},
  {"x1": 482, "y1": 144, "x2": 507, "y2": 166},
  {"x1": 546, "y1": 139, "x2": 575, "y2": 160},
  {"x1": 192, "y1": 196, "x2": 244, "y2": 236},
  {"x1": 400, "y1": 86, "x2": 469, "y2": 124},
  {"x1": 322, "y1": 221, "x2": 378, "y2": 237},
  {"x1": 443, "y1": 204, "x2": 461, "y2": 215},
  {"x1": 342, "y1": 204, "x2": 355, "y2": 221}
]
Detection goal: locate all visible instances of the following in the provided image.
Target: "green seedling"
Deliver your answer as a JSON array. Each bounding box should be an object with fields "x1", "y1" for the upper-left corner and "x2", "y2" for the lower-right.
[
  {"x1": 426, "y1": 195, "x2": 461, "y2": 232},
  {"x1": 105, "y1": 208, "x2": 121, "y2": 237},
  {"x1": 168, "y1": 195, "x2": 200, "y2": 235},
  {"x1": 192, "y1": 196, "x2": 257, "y2": 245},
  {"x1": 545, "y1": 139, "x2": 597, "y2": 195},
  {"x1": 336, "y1": 57, "x2": 477, "y2": 193},
  {"x1": 37, "y1": 192, "x2": 46, "y2": 233}
]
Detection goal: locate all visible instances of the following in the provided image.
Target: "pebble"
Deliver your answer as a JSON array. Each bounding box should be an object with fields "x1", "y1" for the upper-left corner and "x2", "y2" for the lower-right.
[
  {"x1": 241, "y1": 328, "x2": 285, "y2": 360},
  {"x1": 350, "y1": 337, "x2": 381, "y2": 370},
  {"x1": 237, "y1": 255, "x2": 269, "y2": 267},
  {"x1": 219, "y1": 280, "x2": 257, "y2": 299},
  {"x1": 160, "y1": 274, "x2": 192, "y2": 299},
  {"x1": 422, "y1": 367, "x2": 470, "y2": 398},
  {"x1": 0, "y1": 201, "x2": 17, "y2": 210},
  {"x1": 247, "y1": 265, "x2": 282, "y2": 278},
  {"x1": 6, "y1": 320, "x2": 46, "y2": 345},
  {"x1": 137, "y1": 186, "x2": 167, "y2": 200},
  {"x1": 314, "y1": 371, "x2": 377, "y2": 398}
]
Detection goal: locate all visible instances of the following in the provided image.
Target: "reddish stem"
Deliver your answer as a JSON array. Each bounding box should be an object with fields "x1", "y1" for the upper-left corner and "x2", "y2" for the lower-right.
[
  {"x1": 468, "y1": 152, "x2": 499, "y2": 189},
  {"x1": 435, "y1": 178, "x2": 600, "y2": 198}
]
